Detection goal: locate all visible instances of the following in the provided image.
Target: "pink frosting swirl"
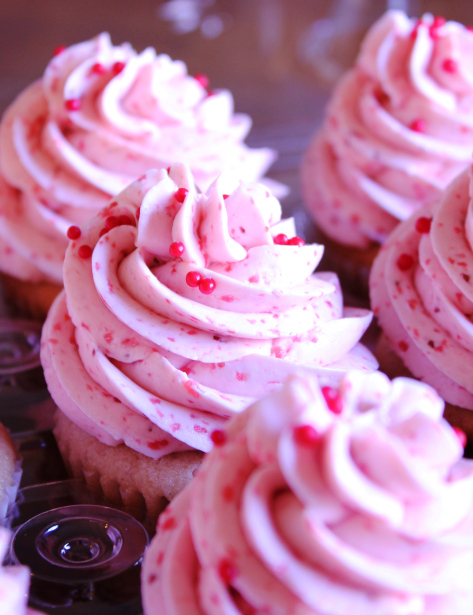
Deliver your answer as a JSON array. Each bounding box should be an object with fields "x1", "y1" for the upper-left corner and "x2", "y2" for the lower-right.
[
  {"x1": 0, "y1": 33, "x2": 277, "y2": 283},
  {"x1": 142, "y1": 371, "x2": 473, "y2": 614},
  {"x1": 302, "y1": 11, "x2": 473, "y2": 249},
  {"x1": 370, "y1": 166, "x2": 473, "y2": 410},
  {"x1": 41, "y1": 164, "x2": 376, "y2": 459}
]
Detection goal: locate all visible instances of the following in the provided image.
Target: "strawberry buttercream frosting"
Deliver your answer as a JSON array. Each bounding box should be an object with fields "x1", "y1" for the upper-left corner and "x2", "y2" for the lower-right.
[
  {"x1": 302, "y1": 11, "x2": 473, "y2": 249},
  {"x1": 370, "y1": 166, "x2": 473, "y2": 410},
  {"x1": 41, "y1": 164, "x2": 376, "y2": 460},
  {"x1": 142, "y1": 371, "x2": 473, "y2": 614},
  {"x1": 0, "y1": 32, "x2": 278, "y2": 284}
]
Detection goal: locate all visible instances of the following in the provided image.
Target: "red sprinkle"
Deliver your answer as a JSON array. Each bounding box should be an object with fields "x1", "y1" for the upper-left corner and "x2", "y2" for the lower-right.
[
  {"x1": 293, "y1": 424, "x2": 320, "y2": 446},
  {"x1": 78, "y1": 245, "x2": 92, "y2": 259},
  {"x1": 223, "y1": 194, "x2": 230, "y2": 200},
  {"x1": 287, "y1": 236, "x2": 306, "y2": 247},
  {"x1": 398, "y1": 341, "x2": 409, "y2": 352},
  {"x1": 273, "y1": 234, "x2": 288, "y2": 245},
  {"x1": 415, "y1": 217, "x2": 432, "y2": 234},
  {"x1": 453, "y1": 426, "x2": 467, "y2": 449},
  {"x1": 442, "y1": 58, "x2": 457, "y2": 73},
  {"x1": 65, "y1": 98, "x2": 81, "y2": 111},
  {"x1": 194, "y1": 73, "x2": 209, "y2": 89},
  {"x1": 396, "y1": 253, "x2": 414, "y2": 271},
  {"x1": 199, "y1": 278, "x2": 216, "y2": 295},
  {"x1": 169, "y1": 242, "x2": 185, "y2": 258},
  {"x1": 186, "y1": 271, "x2": 202, "y2": 288},
  {"x1": 105, "y1": 216, "x2": 119, "y2": 230},
  {"x1": 90, "y1": 62, "x2": 106, "y2": 75},
  {"x1": 410, "y1": 119, "x2": 426, "y2": 133},
  {"x1": 136, "y1": 207, "x2": 141, "y2": 220},
  {"x1": 67, "y1": 225, "x2": 81, "y2": 240},
  {"x1": 175, "y1": 188, "x2": 189, "y2": 203},
  {"x1": 112, "y1": 61, "x2": 126, "y2": 74},
  {"x1": 53, "y1": 45, "x2": 67, "y2": 56},
  {"x1": 218, "y1": 560, "x2": 238, "y2": 584},
  {"x1": 322, "y1": 386, "x2": 343, "y2": 414},
  {"x1": 210, "y1": 430, "x2": 227, "y2": 446}
]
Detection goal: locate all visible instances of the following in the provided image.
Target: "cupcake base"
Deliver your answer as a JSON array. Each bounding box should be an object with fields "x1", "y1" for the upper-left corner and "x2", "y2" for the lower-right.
[
  {"x1": 1, "y1": 274, "x2": 62, "y2": 321},
  {"x1": 375, "y1": 333, "x2": 473, "y2": 442},
  {"x1": 314, "y1": 228, "x2": 379, "y2": 305},
  {"x1": 53, "y1": 411, "x2": 203, "y2": 529}
]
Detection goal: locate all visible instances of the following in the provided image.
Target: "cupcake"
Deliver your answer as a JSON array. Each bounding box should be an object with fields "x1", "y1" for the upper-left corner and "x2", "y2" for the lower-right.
[
  {"x1": 142, "y1": 370, "x2": 473, "y2": 614},
  {"x1": 41, "y1": 164, "x2": 376, "y2": 522},
  {"x1": 370, "y1": 166, "x2": 473, "y2": 439},
  {"x1": 0, "y1": 527, "x2": 40, "y2": 614},
  {"x1": 0, "y1": 422, "x2": 21, "y2": 525},
  {"x1": 0, "y1": 33, "x2": 278, "y2": 319},
  {"x1": 302, "y1": 11, "x2": 473, "y2": 297}
]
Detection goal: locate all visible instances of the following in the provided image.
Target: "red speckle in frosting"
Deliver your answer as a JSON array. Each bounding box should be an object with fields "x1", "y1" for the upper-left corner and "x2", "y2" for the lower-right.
[
  {"x1": 218, "y1": 560, "x2": 238, "y2": 584},
  {"x1": 287, "y1": 236, "x2": 306, "y2": 247},
  {"x1": 186, "y1": 271, "x2": 202, "y2": 287},
  {"x1": 462, "y1": 274, "x2": 470, "y2": 282},
  {"x1": 194, "y1": 424, "x2": 208, "y2": 434},
  {"x1": 169, "y1": 242, "x2": 185, "y2": 258},
  {"x1": 273, "y1": 234, "x2": 288, "y2": 245},
  {"x1": 170, "y1": 423, "x2": 181, "y2": 432},
  {"x1": 221, "y1": 295, "x2": 234, "y2": 302},
  {"x1": 103, "y1": 331, "x2": 114, "y2": 344},
  {"x1": 90, "y1": 62, "x2": 106, "y2": 75},
  {"x1": 410, "y1": 119, "x2": 426, "y2": 133},
  {"x1": 67, "y1": 225, "x2": 81, "y2": 240},
  {"x1": 415, "y1": 217, "x2": 432, "y2": 234},
  {"x1": 236, "y1": 372, "x2": 248, "y2": 382},
  {"x1": 396, "y1": 253, "x2": 414, "y2": 271},
  {"x1": 161, "y1": 516, "x2": 176, "y2": 531},
  {"x1": 222, "y1": 485, "x2": 235, "y2": 502},
  {"x1": 199, "y1": 278, "x2": 216, "y2": 294},
  {"x1": 175, "y1": 188, "x2": 189, "y2": 203},
  {"x1": 150, "y1": 398, "x2": 162, "y2": 405},
  {"x1": 410, "y1": 19, "x2": 421, "y2": 40},
  {"x1": 147, "y1": 574, "x2": 157, "y2": 584},
  {"x1": 194, "y1": 73, "x2": 209, "y2": 89},
  {"x1": 223, "y1": 194, "x2": 230, "y2": 200},
  {"x1": 78, "y1": 245, "x2": 92, "y2": 259},
  {"x1": 248, "y1": 274, "x2": 259, "y2": 283},
  {"x1": 271, "y1": 346, "x2": 285, "y2": 359},
  {"x1": 442, "y1": 58, "x2": 457, "y2": 73},
  {"x1": 398, "y1": 341, "x2": 409, "y2": 352},
  {"x1": 148, "y1": 439, "x2": 169, "y2": 450},
  {"x1": 112, "y1": 61, "x2": 126, "y2": 74},
  {"x1": 211, "y1": 430, "x2": 227, "y2": 446},
  {"x1": 453, "y1": 426, "x2": 467, "y2": 448},
  {"x1": 293, "y1": 424, "x2": 320, "y2": 446},
  {"x1": 184, "y1": 381, "x2": 200, "y2": 398},
  {"x1": 53, "y1": 45, "x2": 67, "y2": 56},
  {"x1": 136, "y1": 207, "x2": 141, "y2": 220},
  {"x1": 322, "y1": 386, "x2": 343, "y2": 414},
  {"x1": 105, "y1": 216, "x2": 120, "y2": 230}
]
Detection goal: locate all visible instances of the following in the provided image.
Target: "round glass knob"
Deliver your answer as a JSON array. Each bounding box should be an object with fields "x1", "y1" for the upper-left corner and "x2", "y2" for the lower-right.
[{"x1": 0, "y1": 318, "x2": 42, "y2": 375}]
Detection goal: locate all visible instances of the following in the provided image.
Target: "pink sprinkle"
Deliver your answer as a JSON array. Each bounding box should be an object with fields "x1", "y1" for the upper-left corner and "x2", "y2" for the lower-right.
[
  {"x1": 112, "y1": 61, "x2": 126, "y2": 74},
  {"x1": 199, "y1": 278, "x2": 216, "y2": 295},
  {"x1": 169, "y1": 242, "x2": 185, "y2": 258},
  {"x1": 322, "y1": 386, "x2": 343, "y2": 414},
  {"x1": 53, "y1": 45, "x2": 67, "y2": 56},
  {"x1": 78, "y1": 245, "x2": 92, "y2": 259},
  {"x1": 210, "y1": 430, "x2": 227, "y2": 446},
  {"x1": 453, "y1": 426, "x2": 467, "y2": 448},
  {"x1": 442, "y1": 58, "x2": 457, "y2": 73},
  {"x1": 67, "y1": 225, "x2": 81, "y2": 240},
  {"x1": 273, "y1": 234, "x2": 288, "y2": 245},
  {"x1": 410, "y1": 119, "x2": 426, "y2": 133},
  {"x1": 186, "y1": 271, "x2": 202, "y2": 287},
  {"x1": 65, "y1": 98, "x2": 81, "y2": 111},
  {"x1": 293, "y1": 424, "x2": 320, "y2": 446},
  {"x1": 193, "y1": 73, "x2": 209, "y2": 89},
  {"x1": 415, "y1": 217, "x2": 432, "y2": 234},
  {"x1": 397, "y1": 253, "x2": 414, "y2": 271},
  {"x1": 175, "y1": 188, "x2": 189, "y2": 203},
  {"x1": 90, "y1": 62, "x2": 106, "y2": 75}
]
